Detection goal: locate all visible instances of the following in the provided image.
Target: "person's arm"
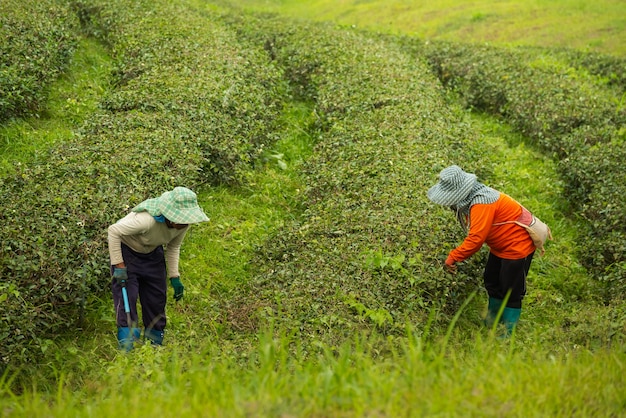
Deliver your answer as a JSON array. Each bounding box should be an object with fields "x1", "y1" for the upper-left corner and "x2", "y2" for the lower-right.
[
  {"x1": 447, "y1": 204, "x2": 494, "y2": 264},
  {"x1": 164, "y1": 228, "x2": 188, "y2": 278},
  {"x1": 165, "y1": 228, "x2": 188, "y2": 301},
  {"x1": 108, "y1": 213, "x2": 152, "y2": 267}
]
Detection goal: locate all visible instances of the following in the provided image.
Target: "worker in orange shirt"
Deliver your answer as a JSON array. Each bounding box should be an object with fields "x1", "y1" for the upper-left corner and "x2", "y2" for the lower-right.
[{"x1": 427, "y1": 165, "x2": 536, "y2": 335}]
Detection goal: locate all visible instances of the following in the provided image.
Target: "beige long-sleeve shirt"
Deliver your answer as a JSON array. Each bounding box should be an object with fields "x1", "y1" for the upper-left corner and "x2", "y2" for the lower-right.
[{"x1": 108, "y1": 211, "x2": 188, "y2": 278}]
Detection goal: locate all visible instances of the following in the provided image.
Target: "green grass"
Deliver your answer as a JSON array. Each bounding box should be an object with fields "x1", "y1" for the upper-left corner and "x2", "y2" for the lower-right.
[
  {"x1": 232, "y1": 0, "x2": 626, "y2": 56},
  {"x1": 2, "y1": 322, "x2": 625, "y2": 416},
  {"x1": 0, "y1": 37, "x2": 111, "y2": 176}
]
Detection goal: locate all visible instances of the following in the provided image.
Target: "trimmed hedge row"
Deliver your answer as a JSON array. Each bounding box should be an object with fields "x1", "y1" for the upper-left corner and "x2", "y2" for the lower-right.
[
  {"x1": 0, "y1": 0, "x2": 284, "y2": 364},
  {"x1": 80, "y1": 0, "x2": 285, "y2": 185},
  {"x1": 0, "y1": 0, "x2": 79, "y2": 122},
  {"x1": 555, "y1": 48, "x2": 626, "y2": 93},
  {"x1": 227, "y1": 14, "x2": 492, "y2": 344},
  {"x1": 412, "y1": 41, "x2": 626, "y2": 297},
  {"x1": 415, "y1": 42, "x2": 624, "y2": 147}
]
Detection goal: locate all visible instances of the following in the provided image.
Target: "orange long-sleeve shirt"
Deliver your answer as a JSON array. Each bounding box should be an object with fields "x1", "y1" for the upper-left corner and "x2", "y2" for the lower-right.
[{"x1": 448, "y1": 193, "x2": 535, "y2": 262}]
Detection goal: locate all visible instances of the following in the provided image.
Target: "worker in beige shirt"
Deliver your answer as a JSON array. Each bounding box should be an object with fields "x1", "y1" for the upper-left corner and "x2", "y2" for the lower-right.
[{"x1": 108, "y1": 187, "x2": 209, "y2": 350}]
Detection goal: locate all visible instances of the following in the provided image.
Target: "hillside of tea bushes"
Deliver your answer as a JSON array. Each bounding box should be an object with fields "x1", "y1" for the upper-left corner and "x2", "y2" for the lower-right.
[
  {"x1": 1, "y1": 0, "x2": 284, "y2": 363},
  {"x1": 0, "y1": 0, "x2": 624, "y2": 365}
]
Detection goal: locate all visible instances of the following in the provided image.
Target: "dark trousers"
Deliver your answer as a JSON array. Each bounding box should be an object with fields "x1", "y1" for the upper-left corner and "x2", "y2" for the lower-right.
[
  {"x1": 111, "y1": 244, "x2": 167, "y2": 331},
  {"x1": 483, "y1": 252, "x2": 534, "y2": 309}
]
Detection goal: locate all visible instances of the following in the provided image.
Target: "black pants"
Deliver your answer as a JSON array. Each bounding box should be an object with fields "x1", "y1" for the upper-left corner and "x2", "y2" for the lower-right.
[
  {"x1": 111, "y1": 244, "x2": 167, "y2": 331},
  {"x1": 483, "y1": 252, "x2": 534, "y2": 309}
]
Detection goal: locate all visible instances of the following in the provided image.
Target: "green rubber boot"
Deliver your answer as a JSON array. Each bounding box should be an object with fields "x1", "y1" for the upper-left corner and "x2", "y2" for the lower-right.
[
  {"x1": 501, "y1": 307, "x2": 521, "y2": 336},
  {"x1": 484, "y1": 297, "x2": 503, "y2": 327}
]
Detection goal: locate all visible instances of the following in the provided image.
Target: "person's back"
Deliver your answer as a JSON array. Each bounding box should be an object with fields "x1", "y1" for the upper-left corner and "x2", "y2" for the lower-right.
[{"x1": 427, "y1": 165, "x2": 536, "y2": 336}]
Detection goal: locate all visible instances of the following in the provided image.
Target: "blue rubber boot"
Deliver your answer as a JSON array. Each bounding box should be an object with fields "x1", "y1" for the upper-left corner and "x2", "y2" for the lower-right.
[
  {"x1": 145, "y1": 328, "x2": 164, "y2": 346},
  {"x1": 501, "y1": 307, "x2": 521, "y2": 336},
  {"x1": 484, "y1": 297, "x2": 503, "y2": 327},
  {"x1": 117, "y1": 327, "x2": 140, "y2": 351},
  {"x1": 117, "y1": 327, "x2": 131, "y2": 351}
]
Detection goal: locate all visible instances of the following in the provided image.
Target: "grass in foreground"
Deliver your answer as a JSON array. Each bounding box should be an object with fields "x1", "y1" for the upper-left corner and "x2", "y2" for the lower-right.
[{"x1": 2, "y1": 325, "x2": 625, "y2": 417}]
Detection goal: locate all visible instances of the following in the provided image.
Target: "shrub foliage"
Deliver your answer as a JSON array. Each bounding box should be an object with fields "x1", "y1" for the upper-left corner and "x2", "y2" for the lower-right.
[
  {"x1": 224, "y1": 15, "x2": 492, "y2": 346},
  {"x1": 412, "y1": 40, "x2": 626, "y2": 298},
  {"x1": 0, "y1": 0, "x2": 79, "y2": 121},
  {"x1": 2, "y1": 0, "x2": 624, "y2": 363},
  {"x1": 0, "y1": 0, "x2": 284, "y2": 364}
]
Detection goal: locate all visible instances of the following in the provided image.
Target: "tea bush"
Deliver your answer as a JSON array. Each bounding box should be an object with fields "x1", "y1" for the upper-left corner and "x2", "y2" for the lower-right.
[
  {"x1": 77, "y1": 0, "x2": 286, "y2": 185},
  {"x1": 226, "y1": 15, "x2": 492, "y2": 346},
  {"x1": 0, "y1": 0, "x2": 284, "y2": 364},
  {"x1": 409, "y1": 41, "x2": 626, "y2": 297},
  {"x1": 0, "y1": 0, "x2": 79, "y2": 122},
  {"x1": 555, "y1": 48, "x2": 626, "y2": 92},
  {"x1": 4, "y1": 0, "x2": 622, "y2": 366},
  {"x1": 415, "y1": 42, "x2": 624, "y2": 147}
]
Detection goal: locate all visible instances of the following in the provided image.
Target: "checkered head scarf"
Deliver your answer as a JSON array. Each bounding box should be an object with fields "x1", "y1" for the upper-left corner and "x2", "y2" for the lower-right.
[
  {"x1": 132, "y1": 187, "x2": 209, "y2": 224},
  {"x1": 427, "y1": 165, "x2": 499, "y2": 230}
]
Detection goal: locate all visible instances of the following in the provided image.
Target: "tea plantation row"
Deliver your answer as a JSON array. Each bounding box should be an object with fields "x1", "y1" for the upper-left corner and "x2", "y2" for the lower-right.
[
  {"x1": 0, "y1": 0, "x2": 79, "y2": 122},
  {"x1": 1, "y1": 0, "x2": 623, "y2": 364},
  {"x1": 226, "y1": 14, "x2": 492, "y2": 346},
  {"x1": 408, "y1": 40, "x2": 626, "y2": 298},
  {"x1": 0, "y1": 0, "x2": 284, "y2": 364}
]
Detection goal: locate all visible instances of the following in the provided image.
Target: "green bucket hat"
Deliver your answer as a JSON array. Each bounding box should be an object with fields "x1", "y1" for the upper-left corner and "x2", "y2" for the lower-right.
[
  {"x1": 132, "y1": 187, "x2": 209, "y2": 224},
  {"x1": 427, "y1": 165, "x2": 477, "y2": 207}
]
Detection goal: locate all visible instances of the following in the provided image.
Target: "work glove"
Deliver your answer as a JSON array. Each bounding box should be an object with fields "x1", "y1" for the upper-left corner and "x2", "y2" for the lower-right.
[
  {"x1": 113, "y1": 267, "x2": 128, "y2": 285},
  {"x1": 170, "y1": 277, "x2": 184, "y2": 301}
]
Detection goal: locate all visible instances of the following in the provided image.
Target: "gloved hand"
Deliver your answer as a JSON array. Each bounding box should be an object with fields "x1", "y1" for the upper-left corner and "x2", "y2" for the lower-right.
[
  {"x1": 113, "y1": 267, "x2": 128, "y2": 285},
  {"x1": 444, "y1": 255, "x2": 457, "y2": 275},
  {"x1": 170, "y1": 277, "x2": 184, "y2": 301}
]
